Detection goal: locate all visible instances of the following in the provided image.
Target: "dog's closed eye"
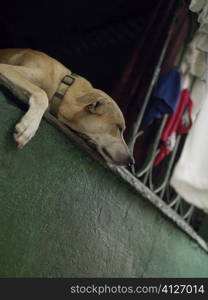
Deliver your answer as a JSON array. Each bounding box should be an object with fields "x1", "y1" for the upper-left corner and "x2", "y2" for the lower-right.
[
  {"x1": 86, "y1": 100, "x2": 103, "y2": 110},
  {"x1": 116, "y1": 124, "x2": 125, "y2": 134},
  {"x1": 86, "y1": 99, "x2": 106, "y2": 115}
]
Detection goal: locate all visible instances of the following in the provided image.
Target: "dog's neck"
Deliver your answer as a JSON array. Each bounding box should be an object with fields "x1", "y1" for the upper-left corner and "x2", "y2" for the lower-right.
[{"x1": 50, "y1": 73, "x2": 78, "y2": 116}]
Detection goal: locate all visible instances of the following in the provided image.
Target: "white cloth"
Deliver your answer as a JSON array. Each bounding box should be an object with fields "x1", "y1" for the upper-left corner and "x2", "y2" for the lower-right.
[
  {"x1": 196, "y1": 30, "x2": 208, "y2": 53},
  {"x1": 189, "y1": 0, "x2": 206, "y2": 13},
  {"x1": 180, "y1": 32, "x2": 207, "y2": 79},
  {"x1": 190, "y1": 0, "x2": 208, "y2": 23},
  {"x1": 189, "y1": 0, "x2": 208, "y2": 52},
  {"x1": 170, "y1": 84, "x2": 208, "y2": 213},
  {"x1": 190, "y1": 78, "x2": 206, "y2": 121}
]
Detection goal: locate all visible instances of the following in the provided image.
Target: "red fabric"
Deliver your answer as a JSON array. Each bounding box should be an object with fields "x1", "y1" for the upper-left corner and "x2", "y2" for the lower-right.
[{"x1": 154, "y1": 89, "x2": 193, "y2": 166}]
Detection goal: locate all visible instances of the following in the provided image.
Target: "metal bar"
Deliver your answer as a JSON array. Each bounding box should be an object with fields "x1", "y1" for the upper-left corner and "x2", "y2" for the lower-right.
[
  {"x1": 136, "y1": 116, "x2": 167, "y2": 177},
  {"x1": 183, "y1": 205, "x2": 194, "y2": 222},
  {"x1": 169, "y1": 194, "x2": 181, "y2": 208},
  {"x1": 152, "y1": 136, "x2": 180, "y2": 194},
  {"x1": 159, "y1": 136, "x2": 181, "y2": 198},
  {"x1": 128, "y1": 13, "x2": 178, "y2": 153}
]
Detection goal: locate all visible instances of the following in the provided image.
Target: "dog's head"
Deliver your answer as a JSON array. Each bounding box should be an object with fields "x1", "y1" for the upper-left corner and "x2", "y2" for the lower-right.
[{"x1": 57, "y1": 78, "x2": 134, "y2": 167}]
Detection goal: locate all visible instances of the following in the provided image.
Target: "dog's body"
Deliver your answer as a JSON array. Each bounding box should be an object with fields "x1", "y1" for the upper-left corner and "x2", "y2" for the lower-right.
[{"x1": 0, "y1": 48, "x2": 133, "y2": 166}]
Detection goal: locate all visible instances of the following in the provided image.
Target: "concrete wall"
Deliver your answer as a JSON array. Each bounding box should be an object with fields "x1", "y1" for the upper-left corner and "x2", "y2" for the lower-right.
[{"x1": 0, "y1": 90, "x2": 208, "y2": 277}]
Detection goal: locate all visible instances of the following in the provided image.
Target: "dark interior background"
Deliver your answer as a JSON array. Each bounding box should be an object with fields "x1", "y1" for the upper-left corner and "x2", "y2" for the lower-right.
[{"x1": 0, "y1": 0, "x2": 160, "y2": 93}]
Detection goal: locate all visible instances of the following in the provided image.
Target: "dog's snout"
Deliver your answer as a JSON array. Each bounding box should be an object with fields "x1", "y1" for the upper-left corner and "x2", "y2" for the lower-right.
[{"x1": 100, "y1": 145, "x2": 134, "y2": 167}]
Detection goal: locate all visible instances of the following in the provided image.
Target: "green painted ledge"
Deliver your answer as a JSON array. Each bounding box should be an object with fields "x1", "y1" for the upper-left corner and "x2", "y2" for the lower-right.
[{"x1": 0, "y1": 89, "x2": 208, "y2": 278}]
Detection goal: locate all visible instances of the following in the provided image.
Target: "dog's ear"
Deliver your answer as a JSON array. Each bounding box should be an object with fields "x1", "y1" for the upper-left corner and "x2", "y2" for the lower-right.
[{"x1": 85, "y1": 99, "x2": 107, "y2": 115}]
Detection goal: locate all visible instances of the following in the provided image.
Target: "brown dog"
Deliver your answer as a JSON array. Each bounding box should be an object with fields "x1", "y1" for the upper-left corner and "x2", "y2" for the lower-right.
[{"x1": 0, "y1": 48, "x2": 134, "y2": 166}]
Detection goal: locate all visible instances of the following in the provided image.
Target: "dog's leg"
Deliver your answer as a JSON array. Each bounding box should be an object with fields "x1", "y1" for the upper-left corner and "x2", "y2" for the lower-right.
[{"x1": 0, "y1": 64, "x2": 48, "y2": 148}]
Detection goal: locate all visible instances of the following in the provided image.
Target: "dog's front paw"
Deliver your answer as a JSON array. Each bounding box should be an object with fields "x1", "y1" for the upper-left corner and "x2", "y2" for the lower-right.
[{"x1": 14, "y1": 115, "x2": 40, "y2": 149}]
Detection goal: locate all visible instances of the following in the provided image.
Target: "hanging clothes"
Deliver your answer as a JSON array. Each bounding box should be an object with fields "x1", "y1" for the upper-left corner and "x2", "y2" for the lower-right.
[
  {"x1": 154, "y1": 89, "x2": 193, "y2": 166},
  {"x1": 170, "y1": 25, "x2": 208, "y2": 212},
  {"x1": 170, "y1": 85, "x2": 208, "y2": 213},
  {"x1": 141, "y1": 67, "x2": 181, "y2": 128}
]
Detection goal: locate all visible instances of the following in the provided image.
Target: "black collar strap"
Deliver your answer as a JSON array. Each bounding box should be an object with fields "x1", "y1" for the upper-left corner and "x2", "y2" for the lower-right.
[{"x1": 50, "y1": 73, "x2": 77, "y2": 116}]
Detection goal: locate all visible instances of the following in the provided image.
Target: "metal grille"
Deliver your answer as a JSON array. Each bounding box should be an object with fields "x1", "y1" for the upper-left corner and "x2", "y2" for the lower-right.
[{"x1": 124, "y1": 14, "x2": 199, "y2": 225}]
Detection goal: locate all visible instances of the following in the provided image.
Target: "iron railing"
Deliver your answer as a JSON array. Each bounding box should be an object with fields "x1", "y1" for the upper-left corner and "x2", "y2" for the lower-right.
[{"x1": 125, "y1": 8, "x2": 201, "y2": 230}]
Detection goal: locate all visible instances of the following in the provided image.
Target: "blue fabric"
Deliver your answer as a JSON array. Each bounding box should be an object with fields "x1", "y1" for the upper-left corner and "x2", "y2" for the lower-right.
[{"x1": 142, "y1": 68, "x2": 181, "y2": 127}]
